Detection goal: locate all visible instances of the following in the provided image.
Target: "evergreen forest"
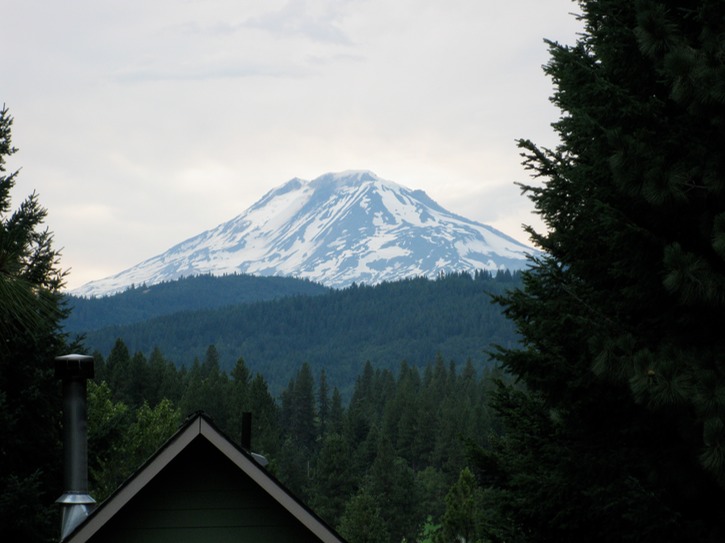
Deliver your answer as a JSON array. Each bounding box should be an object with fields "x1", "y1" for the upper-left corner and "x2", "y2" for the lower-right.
[
  {"x1": 63, "y1": 273, "x2": 330, "y2": 332},
  {"x1": 69, "y1": 271, "x2": 521, "y2": 396},
  {"x1": 86, "y1": 341, "x2": 506, "y2": 542}
]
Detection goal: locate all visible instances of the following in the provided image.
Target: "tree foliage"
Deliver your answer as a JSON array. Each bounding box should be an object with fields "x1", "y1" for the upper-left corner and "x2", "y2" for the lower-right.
[
  {"x1": 63, "y1": 273, "x2": 329, "y2": 332},
  {"x1": 437, "y1": 468, "x2": 484, "y2": 543},
  {"x1": 0, "y1": 105, "x2": 69, "y2": 541},
  {"x1": 87, "y1": 380, "x2": 182, "y2": 501},
  {"x1": 479, "y1": 1, "x2": 725, "y2": 540},
  {"x1": 73, "y1": 271, "x2": 520, "y2": 396},
  {"x1": 338, "y1": 491, "x2": 390, "y2": 543},
  {"x1": 87, "y1": 340, "x2": 503, "y2": 542}
]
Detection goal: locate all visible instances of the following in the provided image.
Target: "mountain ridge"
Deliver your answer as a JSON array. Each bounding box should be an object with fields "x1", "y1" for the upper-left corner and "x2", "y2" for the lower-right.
[
  {"x1": 73, "y1": 170, "x2": 533, "y2": 297},
  {"x1": 63, "y1": 273, "x2": 329, "y2": 333},
  {"x1": 76, "y1": 271, "x2": 521, "y2": 395}
]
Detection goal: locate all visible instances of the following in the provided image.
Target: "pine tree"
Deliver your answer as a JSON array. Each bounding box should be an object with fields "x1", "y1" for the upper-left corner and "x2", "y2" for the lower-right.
[
  {"x1": 481, "y1": 0, "x2": 725, "y2": 540},
  {"x1": 289, "y1": 362, "x2": 317, "y2": 453},
  {"x1": 318, "y1": 368, "x2": 330, "y2": 437},
  {"x1": 105, "y1": 338, "x2": 132, "y2": 403},
  {"x1": 247, "y1": 373, "x2": 280, "y2": 456},
  {"x1": 87, "y1": 381, "x2": 131, "y2": 500},
  {"x1": 179, "y1": 354, "x2": 231, "y2": 428},
  {"x1": 437, "y1": 468, "x2": 484, "y2": 543},
  {"x1": 228, "y1": 356, "x2": 252, "y2": 441},
  {"x1": 328, "y1": 386, "x2": 345, "y2": 435},
  {"x1": 310, "y1": 433, "x2": 354, "y2": 527},
  {"x1": 365, "y1": 435, "x2": 421, "y2": 542},
  {"x1": 0, "y1": 105, "x2": 69, "y2": 541},
  {"x1": 146, "y1": 346, "x2": 182, "y2": 405},
  {"x1": 338, "y1": 491, "x2": 390, "y2": 543},
  {"x1": 87, "y1": 382, "x2": 181, "y2": 501},
  {"x1": 200, "y1": 344, "x2": 220, "y2": 379}
]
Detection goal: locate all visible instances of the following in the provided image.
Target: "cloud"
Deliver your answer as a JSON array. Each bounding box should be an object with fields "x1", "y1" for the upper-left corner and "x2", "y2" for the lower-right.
[
  {"x1": 114, "y1": 61, "x2": 312, "y2": 84},
  {"x1": 1, "y1": 0, "x2": 583, "y2": 289},
  {"x1": 241, "y1": 0, "x2": 356, "y2": 45},
  {"x1": 106, "y1": 1, "x2": 365, "y2": 84}
]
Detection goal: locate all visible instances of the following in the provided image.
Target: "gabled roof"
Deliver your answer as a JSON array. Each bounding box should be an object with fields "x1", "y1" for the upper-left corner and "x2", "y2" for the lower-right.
[{"x1": 64, "y1": 413, "x2": 346, "y2": 543}]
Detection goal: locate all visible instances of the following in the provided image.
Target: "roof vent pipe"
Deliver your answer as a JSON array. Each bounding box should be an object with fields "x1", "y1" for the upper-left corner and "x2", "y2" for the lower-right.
[
  {"x1": 241, "y1": 411, "x2": 252, "y2": 451},
  {"x1": 54, "y1": 354, "x2": 96, "y2": 541},
  {"x1": 240, "y1": 411, "x2": 269, "y2": 466}
]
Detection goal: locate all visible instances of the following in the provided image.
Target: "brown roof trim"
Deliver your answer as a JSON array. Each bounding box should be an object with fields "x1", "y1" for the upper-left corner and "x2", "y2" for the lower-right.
[{"x1": 64, "y1": 413, "x2": 346, "y2": 543}]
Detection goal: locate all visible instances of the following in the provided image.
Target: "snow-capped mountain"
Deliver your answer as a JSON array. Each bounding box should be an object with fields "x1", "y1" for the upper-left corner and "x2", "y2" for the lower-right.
[{"x1": 72, "y1": 170, "x2": 534, "y2": 297}]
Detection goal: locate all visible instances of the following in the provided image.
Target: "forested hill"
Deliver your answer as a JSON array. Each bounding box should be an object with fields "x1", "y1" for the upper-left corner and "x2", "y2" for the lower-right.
[
  {"x1": 63, "y1": 273, "x2": 330, "y2": 332},
  {"x1": 78, "y1": 271, "x2": 521, "y2": 395}
]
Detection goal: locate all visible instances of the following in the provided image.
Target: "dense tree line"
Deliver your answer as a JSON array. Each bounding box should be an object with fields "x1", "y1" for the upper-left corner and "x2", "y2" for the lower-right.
[
  {"x1": 64, "y1": 273, "x2": 330, "y2": 332},
  {"x1": 78, "y1": 271, "x2": 520, "y2": 396},
  {"x1": 87, "y1": 339, "x2": 505, "y2": 542}
]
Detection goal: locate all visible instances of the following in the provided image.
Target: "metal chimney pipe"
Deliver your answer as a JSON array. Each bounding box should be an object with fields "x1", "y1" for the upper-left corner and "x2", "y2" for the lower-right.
[
  {"x1": 241, "y1": 411, "x2": 252, "y2": 451},
  {"x1": 54, "y1": 354, "x2": 96, "y2": 541},
  {"x1": 240, "y1": 412, "x2": 269, "y2": 466}
]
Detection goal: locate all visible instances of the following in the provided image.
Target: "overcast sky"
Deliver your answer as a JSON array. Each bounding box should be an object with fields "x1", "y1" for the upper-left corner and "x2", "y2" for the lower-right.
[{"x1": 4, "y1": 0, "x2": 582, "y2": 290}]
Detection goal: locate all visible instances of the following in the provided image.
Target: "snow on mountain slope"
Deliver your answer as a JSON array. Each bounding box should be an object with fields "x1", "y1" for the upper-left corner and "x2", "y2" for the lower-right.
[{"x1": 72, "y1": 170, "x2": 534, "y2": 297}]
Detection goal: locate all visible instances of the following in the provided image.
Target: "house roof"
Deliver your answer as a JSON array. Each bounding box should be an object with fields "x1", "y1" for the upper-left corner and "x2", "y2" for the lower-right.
[{"x1": 63, "y1": 412, "x2": 346, "y2": 543}]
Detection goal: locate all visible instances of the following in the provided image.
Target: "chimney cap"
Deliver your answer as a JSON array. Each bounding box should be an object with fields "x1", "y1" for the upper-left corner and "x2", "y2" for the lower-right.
[
  {"x1": 54, "y1": 354, "x2": 94, "y2": 380},
  {"x1": 56, "y1": 492, "x2": 97, "y2": 505}
]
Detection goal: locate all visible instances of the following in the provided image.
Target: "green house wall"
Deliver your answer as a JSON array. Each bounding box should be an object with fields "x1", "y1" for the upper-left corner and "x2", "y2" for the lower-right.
[{"x1": 88, "y1": 437, "x2": 321, "y2": 543}]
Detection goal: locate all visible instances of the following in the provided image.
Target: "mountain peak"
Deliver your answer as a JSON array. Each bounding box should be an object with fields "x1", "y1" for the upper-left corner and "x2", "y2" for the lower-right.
[
  {"x1": 72, "y1": 171, "x2": 533, "y2": 297},
  {"x1": 304, "y1": 170, "x2": 398, "y2": 194},
  {"x1": 314, "y1": 170, "x2": 379, "y2": 184}
]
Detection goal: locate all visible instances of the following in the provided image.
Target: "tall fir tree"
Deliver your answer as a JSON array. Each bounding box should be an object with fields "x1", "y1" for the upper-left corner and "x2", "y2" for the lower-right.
[
  {"x1": 337, "y1": 490, "x2": 390, "y2": 543},
  {"x1": 105, "y1": 338, "x2": 132, "y2": 404},
  {"x1": 480, "y1": 1, "x2": 725, "y2": 541},
  {"x1": 0, "y1": 106, "x2": 70, "y2": 541},
  {"x1": 317, "y1": 368, "x2": 330, "y2": 437},
  {"x1": 437, "y1": 468, "x2": 484, "y2": 543},
  {"x1": 247, "y1": 373, "x2": 280, "y2": 457},
  {"x1": 310, "y1": 432, "x2": 354, "y2": 528}
]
